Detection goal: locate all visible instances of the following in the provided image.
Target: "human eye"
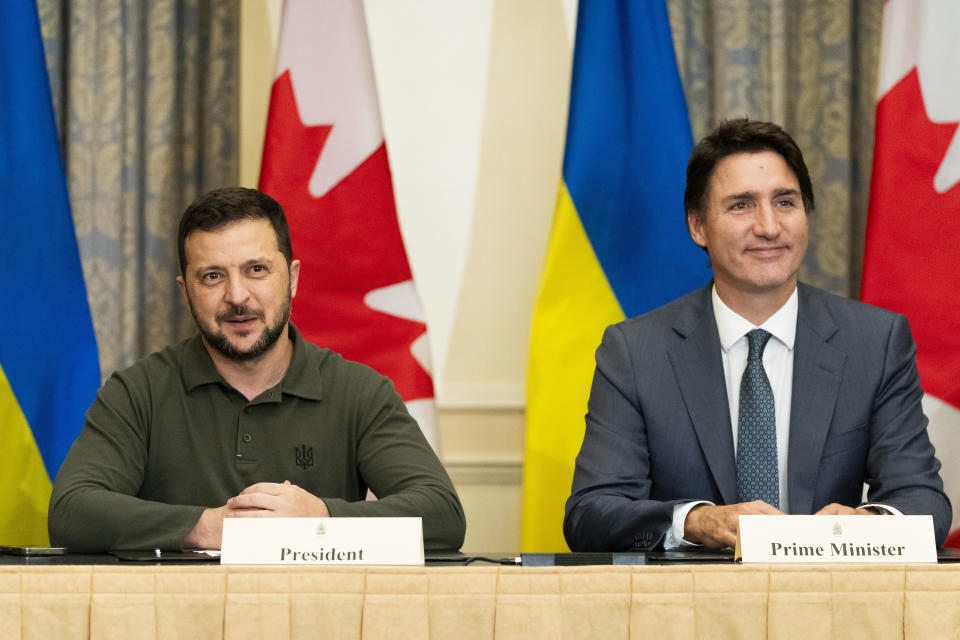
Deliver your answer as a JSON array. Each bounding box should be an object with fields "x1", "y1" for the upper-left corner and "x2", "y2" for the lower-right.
[
  {"x1": 777, "y1": 197, "x2": 798, "y2": 208},
  {"x1": 248, "y1": 264, "x2": 269, "y2": 276},
  {"x1": 728, "y1": 200, "x2": 747, "y2": 211},
  {"x1": 200, "y1": 271, "x2": 221, "y2": 283}
]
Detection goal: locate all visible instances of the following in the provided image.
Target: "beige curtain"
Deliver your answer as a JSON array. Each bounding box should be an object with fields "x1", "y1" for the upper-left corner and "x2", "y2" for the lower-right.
[
  {"x1": 668, "y1": 0, "x2": 884, "y2": 297},
  {"x1": 38, "y1": 0, "x2": 239, "y2": 379}
]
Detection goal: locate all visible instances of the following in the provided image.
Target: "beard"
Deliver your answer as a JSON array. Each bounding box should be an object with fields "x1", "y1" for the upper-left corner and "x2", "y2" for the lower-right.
[{"x1": 188, "y1": 295, "x2": 292, "y2": 363}]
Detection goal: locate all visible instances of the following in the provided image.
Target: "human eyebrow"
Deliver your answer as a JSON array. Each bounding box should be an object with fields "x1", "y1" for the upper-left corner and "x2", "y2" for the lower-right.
[
  {"x1": 241, "y1": 256, "x2": 274, "y2": 269},
  {"x1": 722, "y1": 191, "x2": 757, "y2": 203},
  {"x1": 773, "y1": 188, "x2": 802, "y2": 199}
]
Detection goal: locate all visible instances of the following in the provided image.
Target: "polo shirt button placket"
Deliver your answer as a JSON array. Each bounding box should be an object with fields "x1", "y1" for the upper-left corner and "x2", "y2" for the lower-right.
[{"x1": 238, "y1": 404, "x2": 257, "y2": 460}]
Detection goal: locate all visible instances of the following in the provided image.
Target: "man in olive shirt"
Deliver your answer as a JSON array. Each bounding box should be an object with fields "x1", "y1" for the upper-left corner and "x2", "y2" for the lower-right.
[{"x1": 49, "y1": 187, "x2": 465, "y2": 552}]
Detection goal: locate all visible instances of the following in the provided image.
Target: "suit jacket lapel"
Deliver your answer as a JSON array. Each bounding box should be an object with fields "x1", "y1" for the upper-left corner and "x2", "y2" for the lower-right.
[
  {"x1": 667, "y1": 285, "x2": 738, "y2": 504},
  {"x1": 787, "y1": 284, "x2": 846, "y2": 514}
]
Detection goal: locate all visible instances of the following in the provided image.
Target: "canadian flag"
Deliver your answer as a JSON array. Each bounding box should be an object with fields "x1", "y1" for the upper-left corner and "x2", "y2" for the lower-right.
[
  {"x1": 861, "y1": 1, "x2": 960, "y2": 544},
  {"x1": 259, "y1": 1, "x2": 439, "y2": 451}
]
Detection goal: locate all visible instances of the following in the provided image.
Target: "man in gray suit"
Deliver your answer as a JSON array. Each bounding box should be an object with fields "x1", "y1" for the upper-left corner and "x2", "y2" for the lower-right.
[{"x1": 564, "y1": 119, "x2": 951, "y2": 551}]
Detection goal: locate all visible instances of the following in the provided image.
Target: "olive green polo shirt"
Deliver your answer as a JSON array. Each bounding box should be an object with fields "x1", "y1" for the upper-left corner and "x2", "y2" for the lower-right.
[{"x1": 49, "y1": 325, "x2": 465, "y2": 552}]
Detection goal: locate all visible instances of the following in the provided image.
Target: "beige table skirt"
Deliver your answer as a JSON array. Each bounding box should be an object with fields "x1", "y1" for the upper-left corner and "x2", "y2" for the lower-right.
[{"x1": 2, "y1": 563, "x2": 960, "y2": 639}]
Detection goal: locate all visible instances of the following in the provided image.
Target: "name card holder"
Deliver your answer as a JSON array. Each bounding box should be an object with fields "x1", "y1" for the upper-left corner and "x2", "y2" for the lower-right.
[
  {"x1": 735, "y1": 514, "x2": 936, "y2": 563},
  {"x1": 220, "y1": 517, "x2": 424, "y2": 565}
]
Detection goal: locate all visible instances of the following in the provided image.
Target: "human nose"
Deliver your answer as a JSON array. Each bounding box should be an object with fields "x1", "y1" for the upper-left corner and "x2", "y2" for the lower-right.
[
  {"x1": 753, "y1": 203, "x2": 780, "y2": 239},
  {"x1": 223, "y1": 275, "x2": 250, "y2": 305}
]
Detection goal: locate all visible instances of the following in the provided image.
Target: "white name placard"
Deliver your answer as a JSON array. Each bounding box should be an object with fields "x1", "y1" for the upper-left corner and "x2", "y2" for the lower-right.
[
  {"x1": 220, "y1": 517, "x2": 424, "y2": 565},
  {"x1": 735, "y1": 515, "x2": 936, "y2": 563}
]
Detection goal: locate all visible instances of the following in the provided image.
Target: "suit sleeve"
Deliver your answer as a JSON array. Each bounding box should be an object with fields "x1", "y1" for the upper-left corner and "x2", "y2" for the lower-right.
[
  {"x1": 564, "y1": 324, "x2": 685, "y2": 551},
  {"x1": 864, "y1": 314, "x2": 952, "y2": 546}
]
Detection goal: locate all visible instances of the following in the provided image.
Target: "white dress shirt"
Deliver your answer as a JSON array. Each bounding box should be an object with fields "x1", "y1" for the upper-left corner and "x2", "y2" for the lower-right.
[
  {"x1": 664, "y1": 285, "x2": 797, "y2": 548},
  {"x1": 715, "y1": 285, "x2": 797, "y2": 509}
]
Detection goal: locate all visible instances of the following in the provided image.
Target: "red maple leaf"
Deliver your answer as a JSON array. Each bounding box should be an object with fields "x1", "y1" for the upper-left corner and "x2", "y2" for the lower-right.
[
  {"x1": 259, "y1": 70, "x2": 434, "y2": 401},
  {"x1": 862, "y1": 67, "x2": 960, "y2": 408}
]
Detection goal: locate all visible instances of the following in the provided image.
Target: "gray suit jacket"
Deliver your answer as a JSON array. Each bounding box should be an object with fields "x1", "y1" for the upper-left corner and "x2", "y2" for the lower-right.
[{"x1": 564, "y1": 283, "x2": 951, "y2": 550}]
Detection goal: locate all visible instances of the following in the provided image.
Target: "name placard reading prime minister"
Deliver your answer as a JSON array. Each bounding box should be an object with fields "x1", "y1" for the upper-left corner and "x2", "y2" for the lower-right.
[
  {"x1": 735, "y1": 515, "x2": 936, "y2": 563},
  {"x1": 220, "y1": 517, "x2": 424, "y2": 565}
]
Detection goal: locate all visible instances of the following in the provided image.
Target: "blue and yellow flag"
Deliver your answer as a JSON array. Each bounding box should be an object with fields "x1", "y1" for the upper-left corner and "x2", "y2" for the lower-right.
[
  {"x1": 523, "y1": 0, "x2": 712, "y2": 551},
  {"x1": 0, "y1": 1, "x2": 100, "y2": 545}
]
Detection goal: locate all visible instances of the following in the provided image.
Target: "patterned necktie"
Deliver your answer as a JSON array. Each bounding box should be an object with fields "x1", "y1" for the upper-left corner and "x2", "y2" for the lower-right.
[{"x1": 736, "y1": 328, "x2": 779, "y2": 508}]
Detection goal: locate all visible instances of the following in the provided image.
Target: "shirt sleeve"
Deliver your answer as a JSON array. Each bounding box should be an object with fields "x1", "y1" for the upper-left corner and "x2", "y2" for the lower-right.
[
  {"x1": 664, "y1": 501, "x2": 714, "y2": 549},
  {"x1": 48, "y1": 372, "x2": 204, "y2": 552},
  {"x1": 320, "y1": 371, "x2": 466, "y2": 551}
]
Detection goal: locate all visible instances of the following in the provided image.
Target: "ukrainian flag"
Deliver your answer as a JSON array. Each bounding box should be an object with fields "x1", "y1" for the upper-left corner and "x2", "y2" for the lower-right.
[
  {"x1": 0, "y1": 1, "x2": 100, "y2": 546},
  {"x1": 522, "y1": 0, "x2": 712, "y2": 552}
]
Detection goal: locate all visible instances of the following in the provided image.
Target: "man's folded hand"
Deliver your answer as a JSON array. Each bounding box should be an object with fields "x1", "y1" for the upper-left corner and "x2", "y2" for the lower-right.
[
  {"x1": 227, "y1": 480, "x2": 330, "y2": 518},
  {"x1": 684, "y1": 500, "x2": 784, "y2": 548}
]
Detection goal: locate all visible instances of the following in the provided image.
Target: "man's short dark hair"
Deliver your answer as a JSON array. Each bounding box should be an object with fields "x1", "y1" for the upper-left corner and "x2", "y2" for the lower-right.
[
  {"x1": 177, "y1": 187, "x2": 293, "y2": 274},
  {"x1": 683, "y1": 119, "x2": 815, "y2": 222}
]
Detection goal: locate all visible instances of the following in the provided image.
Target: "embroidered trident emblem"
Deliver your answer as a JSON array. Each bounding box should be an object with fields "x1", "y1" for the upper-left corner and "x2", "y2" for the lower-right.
[{"x1": 295, "y1": 444, "x2": 314, "y2": 470}]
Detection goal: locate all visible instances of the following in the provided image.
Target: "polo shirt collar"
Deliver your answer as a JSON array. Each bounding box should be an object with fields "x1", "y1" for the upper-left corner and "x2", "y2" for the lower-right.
[
  {"x1": 182, "y1": 333, "x2": 222, "y2": 392},
  {"x1": 181, "y1": 323, "x2": 323, "y2": 401},
  {"x1": 712, "y1": 285, "x2": 798, "y2": 353},
  {"x1": 280, "y1": 323, "x2": 324, "y2": 401}
]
